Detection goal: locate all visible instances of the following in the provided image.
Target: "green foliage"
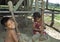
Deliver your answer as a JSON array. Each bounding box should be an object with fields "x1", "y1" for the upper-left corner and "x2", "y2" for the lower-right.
[
  {"x1": 48, "y1": 3, "x2": 60, "y2": 10},
  {"x1": 55, "y1": 14, "x2": 60, "y2": 20}
]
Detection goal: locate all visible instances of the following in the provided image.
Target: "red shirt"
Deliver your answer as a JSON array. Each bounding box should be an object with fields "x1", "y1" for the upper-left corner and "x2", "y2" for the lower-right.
[
  {"x1": 34, "y1": 22, "x2": 41, "y2": 29},
  {"x1": 33, "y1": 21, "x2": 42, "y2": 34}
]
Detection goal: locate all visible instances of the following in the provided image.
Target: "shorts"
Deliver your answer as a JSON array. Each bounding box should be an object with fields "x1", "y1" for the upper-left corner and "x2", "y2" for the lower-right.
[{"x1": 33, "y1": 30, "x2": 41, "y2": 34}]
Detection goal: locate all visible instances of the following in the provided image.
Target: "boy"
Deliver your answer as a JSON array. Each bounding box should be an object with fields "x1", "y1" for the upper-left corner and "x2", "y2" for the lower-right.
[{"x1": 1, "y1": 17, "x2": 19, "y2": 42}]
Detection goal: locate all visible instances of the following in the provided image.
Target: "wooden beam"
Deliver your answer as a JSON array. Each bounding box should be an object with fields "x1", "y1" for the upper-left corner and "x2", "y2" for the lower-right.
[
  {"x1": 14, "y1": 0, "x2": 24, "y2": 11},
  {"x1": 50, "y1": 11, "x2": 54, "y2": 27},
  {"x1": 46, "y1": 0, "x2": 48, "y2": 9}
]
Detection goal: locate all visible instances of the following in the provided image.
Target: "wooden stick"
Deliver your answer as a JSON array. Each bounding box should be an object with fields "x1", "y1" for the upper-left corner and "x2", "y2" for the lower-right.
[{"x1": 8, "y1": 1, "x2": 20, "y2": 42}]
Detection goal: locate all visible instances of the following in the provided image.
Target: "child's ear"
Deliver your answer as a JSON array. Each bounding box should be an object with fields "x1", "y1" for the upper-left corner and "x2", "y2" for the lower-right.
[{"x1": 5, "y1": 23, "x2": 7, "y2": 27}]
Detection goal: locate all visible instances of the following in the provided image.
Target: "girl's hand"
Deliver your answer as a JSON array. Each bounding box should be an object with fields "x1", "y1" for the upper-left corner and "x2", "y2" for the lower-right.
[
  {"x1": 39, "y1": 26, "x2": 41, "y2": 29},
  {"x1": 34, "y1": 28, "x2": 40, "y2": 31},
  {"x1": 39, "y1": 26, "x2": 44, "y2": 31}
]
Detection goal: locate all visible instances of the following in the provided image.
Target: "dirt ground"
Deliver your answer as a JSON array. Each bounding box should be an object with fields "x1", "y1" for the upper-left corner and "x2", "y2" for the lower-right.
[
  {"x1": 44, "y1": 14, "x2": 60, "y2": 31},
  {"x1": 0, "y1": 17, "x2": 60, "y2": 42}
]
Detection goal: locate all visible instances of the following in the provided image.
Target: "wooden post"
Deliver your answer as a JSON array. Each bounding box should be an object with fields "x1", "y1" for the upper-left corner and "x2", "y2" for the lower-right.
[
  {"x1": 41, "y1": 0, "x2": 44, "y2": 30},
  {"x1": 29, "y1": 0, "x2": 33, "y2": 10},
  {"x1": 46, "y1": 0, "x2": 48, "y2": 9},
  {"x1": 35, "y1": 0, "x2": 39, "y2": 11},
  {"x1": 50, "y1": 11, "x2": 54, "y2": 27}
]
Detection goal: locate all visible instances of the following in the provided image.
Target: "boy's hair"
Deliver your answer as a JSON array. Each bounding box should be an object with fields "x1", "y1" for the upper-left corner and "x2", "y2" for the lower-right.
[
  {"x1": 33, "y1": 12, "x2": 41, "y2": 19},
  {"x1": 1, "y1": 17, "x2": 10, "y2": 26}
]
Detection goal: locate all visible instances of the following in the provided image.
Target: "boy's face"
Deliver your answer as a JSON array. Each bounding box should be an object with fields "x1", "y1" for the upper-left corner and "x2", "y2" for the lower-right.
[{"x1": 5, "y1": 19, "x2": 15, "y2": 29}]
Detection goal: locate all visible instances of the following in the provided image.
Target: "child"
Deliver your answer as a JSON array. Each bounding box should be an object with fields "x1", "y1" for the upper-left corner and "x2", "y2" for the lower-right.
[
  {"x1": 32, "y1": 12, "x2": 47, "y2": 41},
  {"x1": 1, "y1": 17, "x2": 19, "y2": 42}
]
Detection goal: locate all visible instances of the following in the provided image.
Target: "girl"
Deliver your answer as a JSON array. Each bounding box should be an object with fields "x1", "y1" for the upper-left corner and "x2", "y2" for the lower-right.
[{"x1": 33, "y1": 12, "x2": 47, "y2": 41}]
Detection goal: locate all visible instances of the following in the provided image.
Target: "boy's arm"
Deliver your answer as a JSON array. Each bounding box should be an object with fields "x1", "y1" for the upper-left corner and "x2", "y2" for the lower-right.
[{"x1": 11, "y1": 31, "x2": 18, "y2": 42}]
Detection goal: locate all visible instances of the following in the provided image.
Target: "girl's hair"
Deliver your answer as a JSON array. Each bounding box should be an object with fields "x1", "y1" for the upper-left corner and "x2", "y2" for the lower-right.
[
  {"x1": 1, "y1": 17, "x2": 10, "y2": 26},
  {"x1": 33, "y1": 12, "x2": 41, "y2": 19}
]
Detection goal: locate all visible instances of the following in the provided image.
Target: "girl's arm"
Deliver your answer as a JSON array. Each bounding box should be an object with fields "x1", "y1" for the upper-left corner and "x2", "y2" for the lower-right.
[
  {"x1": 33, "y1": 22, "x2": 35, "y2": 29},
  {"x1": 39, "y1": 26, "x2": 44, "y2": 31},
  {"x1": 34, "y1": 28, "x2": 40, "y2": 31}
]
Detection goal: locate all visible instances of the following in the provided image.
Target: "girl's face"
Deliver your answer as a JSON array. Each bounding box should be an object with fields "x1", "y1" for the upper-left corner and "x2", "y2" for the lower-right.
[
  {"x1": 36, "y1": 17, "x2": 41, "y2": 22},
  {"x1": 5, "y1": 19, "x2": 15, "y2": 29}
]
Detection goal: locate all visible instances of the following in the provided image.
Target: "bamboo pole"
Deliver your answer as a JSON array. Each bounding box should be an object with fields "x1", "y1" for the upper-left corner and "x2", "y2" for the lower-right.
[
  {"x1": 8, "y1": 1, "x2": 20, "y2": 42},
  {"x1": 35, "y1": 0, "x2": 39, "y2": 11},
  {"x1": 46, "y1": 0, "x2": 48, "y2": 9},
  {"x1": 41, "y1": 0, "x2": 44, "y2": 31}
]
